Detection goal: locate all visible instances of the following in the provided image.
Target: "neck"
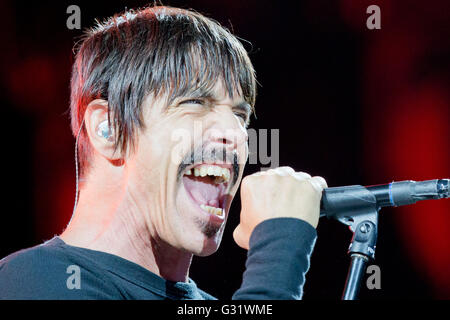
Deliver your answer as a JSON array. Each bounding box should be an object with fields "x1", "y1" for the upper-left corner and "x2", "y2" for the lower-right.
[{"x1": 60, "y1": 171, "x2": 192, "y2": 283}]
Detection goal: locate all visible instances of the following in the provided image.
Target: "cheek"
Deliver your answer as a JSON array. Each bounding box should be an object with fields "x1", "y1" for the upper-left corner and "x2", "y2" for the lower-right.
[
  {"x1": 157, "y1": 120, "x2": 199, "y2": 167},
  {"x1": 242, "y1": 143, "x2": 249, "y2": 165},
  {"x1": 238, "y1": 143, "x2": 249, "y2": 175},
  {"x1": 129, "y1": 134, "x2": 172, "y2": 197},
  {"x1": 135, "y1": 125, "x2": 177, "y2": 167}
]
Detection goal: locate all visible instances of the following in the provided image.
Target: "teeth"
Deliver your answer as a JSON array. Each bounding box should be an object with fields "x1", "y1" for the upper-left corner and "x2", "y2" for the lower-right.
[
  {"x1": 223, "y1": 168, "x2": 230, "y2": 182},
  {"x1": 185, "y1": 165, "x2": 231, "y2": 183},
  {"x1": 200, "y1": 204, "x2": 224, "y2": 216}
]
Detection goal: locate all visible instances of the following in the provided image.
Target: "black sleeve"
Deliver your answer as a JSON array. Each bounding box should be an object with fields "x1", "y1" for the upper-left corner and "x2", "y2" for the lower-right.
[{"x1": 232, "y1": 217, "x2": 317, "y2": 300}]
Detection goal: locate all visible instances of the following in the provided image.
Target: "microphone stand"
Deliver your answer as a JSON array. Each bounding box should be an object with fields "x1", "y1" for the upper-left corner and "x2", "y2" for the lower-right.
[
  {"x1": 321, "y1": 185, "x2": 380, "y2": 300},
  {"x1": 320, "y1": 179, "x2": 449, "y2": 299},
  {"x1": 340, "y1": 208, "x2": 378, "y2": 300}
]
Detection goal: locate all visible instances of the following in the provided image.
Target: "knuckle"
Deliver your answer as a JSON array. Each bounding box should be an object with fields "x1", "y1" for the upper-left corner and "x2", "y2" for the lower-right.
[
  {"x1": 278, "y1": 166, "x2": 294, "y2": 172},
  {"x1": 312, "y1": 176, "x2": 328, "y2": 189},
  {"x1": 281, "y1": 167, "x2": 295, "y2": 174},
  {"x1": 268, "y1": 166, "x2": 294, "y2": 177},
  {"x1": 296, "y1": 171, "x2": 312, "y2": 179},
  {"x1": 293, "y1": 171, "x2": 311, "y2": 181},
  {"x1": 295, "y1": 178, "x2": 321, "y2": 196},
  {"x1": 308, "y1": 178, "x2": 325, "y2": 194}
]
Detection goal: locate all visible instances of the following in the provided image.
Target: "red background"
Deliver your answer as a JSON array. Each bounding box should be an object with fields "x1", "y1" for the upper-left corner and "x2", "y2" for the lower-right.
[{"x1": 0, "y1": 0, "x2": 448, "y2": 299}]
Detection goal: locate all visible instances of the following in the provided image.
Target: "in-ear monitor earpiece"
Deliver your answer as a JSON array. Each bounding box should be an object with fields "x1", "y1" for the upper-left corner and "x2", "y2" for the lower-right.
[{"x1": 97, "y1": 120, "x2": 114, "y2": 141}]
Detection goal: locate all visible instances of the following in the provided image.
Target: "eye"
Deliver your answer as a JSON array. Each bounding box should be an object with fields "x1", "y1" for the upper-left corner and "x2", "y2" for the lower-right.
[
  {"x1": 234, "y1": 112, "x2": 250, "y2": 128},
  {"x1": 179, "y1": 99, "x2": 204, "y2": 105},
  {"x1": 234, "y1": 112, "x2": 248, "y2": 121}
]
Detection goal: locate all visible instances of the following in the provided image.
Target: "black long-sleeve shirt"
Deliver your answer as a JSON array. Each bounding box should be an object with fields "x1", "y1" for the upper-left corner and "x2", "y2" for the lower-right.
[{"x1": 0, "y1": 218, "x2": 316, "y2": 299}]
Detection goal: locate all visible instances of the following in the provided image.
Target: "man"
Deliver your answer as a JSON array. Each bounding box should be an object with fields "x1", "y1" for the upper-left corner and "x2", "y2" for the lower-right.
[{"x1": 0, "y1": 5, "x2": 327, "y2": 299}]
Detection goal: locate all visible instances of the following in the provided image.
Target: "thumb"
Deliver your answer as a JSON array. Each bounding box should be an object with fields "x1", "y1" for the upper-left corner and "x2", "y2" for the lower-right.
[{"x1": 233, "y1": 225, "x2": 249, "y2": 250}]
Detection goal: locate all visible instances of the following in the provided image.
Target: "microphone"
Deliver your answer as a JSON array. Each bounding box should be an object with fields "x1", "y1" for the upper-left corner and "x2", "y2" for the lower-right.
[
  {"x1": 320, "y1": 179, "x2": 449, "y2": 219},
  {"x1": 319, "y1": 178, "x2": 448, "y2": 300}
]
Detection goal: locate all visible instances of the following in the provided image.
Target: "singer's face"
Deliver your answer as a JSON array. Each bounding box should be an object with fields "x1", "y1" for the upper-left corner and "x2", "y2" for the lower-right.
[{"x1": 129, "y1": 80, "x2": 250, "y2": 256}]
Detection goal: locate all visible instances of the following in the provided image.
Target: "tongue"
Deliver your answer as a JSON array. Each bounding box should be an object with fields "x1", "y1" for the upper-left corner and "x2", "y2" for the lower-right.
[{"x1": 183, "y1": 176, "x2": 223, "y2": 207}]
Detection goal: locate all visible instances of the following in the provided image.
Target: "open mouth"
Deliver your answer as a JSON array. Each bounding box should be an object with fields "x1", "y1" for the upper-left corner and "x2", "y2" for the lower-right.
[{"x1": 182, "y1": 163, "x2": 232, "y2": 218}]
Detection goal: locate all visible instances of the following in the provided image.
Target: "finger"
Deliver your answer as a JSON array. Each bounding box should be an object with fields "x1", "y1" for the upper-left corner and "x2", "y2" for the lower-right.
[
  {"x1": 233, "y1": 225, "x2": 249, "y2": 250},
  {"x1": 264, "y1": 168, "x2": 277, "y2": 175},
  {"x1": 292, "y1": 171, "x2": 312, "y2": 181},
  {"x1": 275, "y1": 166, "x2": 295, "y2": 176},
  {"x1": 312, "y1": 176, "x2": 328, "y2": 189},
  {"x1": 309, "y1": 176, "x2": 328, "y2": 192}
]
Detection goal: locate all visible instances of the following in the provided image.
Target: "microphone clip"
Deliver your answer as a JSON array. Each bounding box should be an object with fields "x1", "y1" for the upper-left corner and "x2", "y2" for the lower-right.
[{"x1": 341, "y1": 205, "x2": 379, "y2": 300}]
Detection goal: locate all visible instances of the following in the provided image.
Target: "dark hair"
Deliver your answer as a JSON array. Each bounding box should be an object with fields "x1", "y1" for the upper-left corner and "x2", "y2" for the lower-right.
[{"x1": 70, "y1": 5, "x2": 257, "y2": 178}]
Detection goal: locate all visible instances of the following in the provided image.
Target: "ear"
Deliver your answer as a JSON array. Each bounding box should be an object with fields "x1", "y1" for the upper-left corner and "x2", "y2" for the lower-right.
[{"x1": 84, "y1": 99, "x2": 122, "y2": 161}]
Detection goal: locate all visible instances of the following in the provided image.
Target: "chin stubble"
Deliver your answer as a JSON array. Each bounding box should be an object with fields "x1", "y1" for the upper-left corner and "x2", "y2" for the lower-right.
[{"x1": 193, "y1": 216, "x2": 223, "y2": 238}]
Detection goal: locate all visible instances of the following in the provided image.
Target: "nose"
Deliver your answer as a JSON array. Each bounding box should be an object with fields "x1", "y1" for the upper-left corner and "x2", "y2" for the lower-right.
[{"x1": 204, "y1": 106, "x2": 248, "y2": 152}]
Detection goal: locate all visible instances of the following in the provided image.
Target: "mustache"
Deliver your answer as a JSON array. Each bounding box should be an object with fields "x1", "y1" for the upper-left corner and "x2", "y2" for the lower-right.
[{"x1": 177, "y1": 146, "x2": 240, "y2": 186}]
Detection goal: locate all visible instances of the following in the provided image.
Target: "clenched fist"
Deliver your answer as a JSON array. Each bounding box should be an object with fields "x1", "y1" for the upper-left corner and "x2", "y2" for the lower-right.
[{"x1": 233, "y1": 167, "x2": 327, "y2": 250}]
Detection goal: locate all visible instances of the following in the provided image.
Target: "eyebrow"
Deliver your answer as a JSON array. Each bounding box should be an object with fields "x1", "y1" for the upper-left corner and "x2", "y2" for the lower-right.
[
  {"x1": 233, "y1": 101, "x2": 252, "y2": 115},
  {"x1": 175, "y1": 91, "x2": 253, "y2": 117}
]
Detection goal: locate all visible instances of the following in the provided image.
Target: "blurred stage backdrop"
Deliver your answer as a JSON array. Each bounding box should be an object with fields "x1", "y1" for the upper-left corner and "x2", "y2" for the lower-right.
[{"x1": 0, "y1": 0, "x2": 449, "y2": 299}]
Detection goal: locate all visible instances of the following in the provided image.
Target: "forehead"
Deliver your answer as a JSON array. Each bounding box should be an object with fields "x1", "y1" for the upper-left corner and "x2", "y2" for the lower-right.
[{"x1": 185, "y1": 80, "x2": 244, "y2": 102}]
